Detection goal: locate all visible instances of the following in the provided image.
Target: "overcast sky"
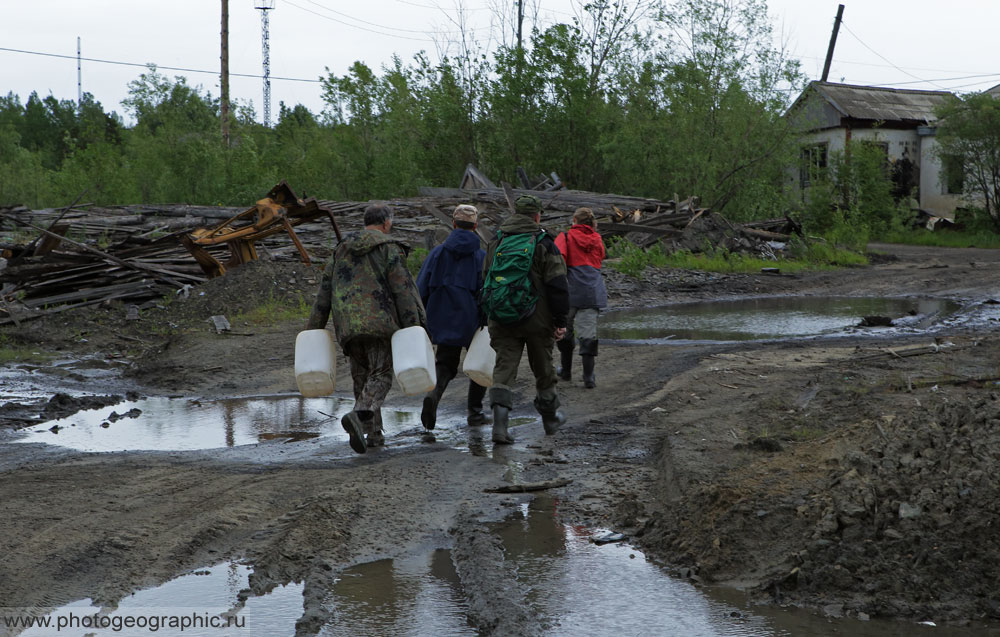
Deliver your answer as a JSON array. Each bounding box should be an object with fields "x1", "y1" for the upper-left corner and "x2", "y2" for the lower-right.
[{"x1": 2, "y1": 0, "x2": 999, "y2": 124}]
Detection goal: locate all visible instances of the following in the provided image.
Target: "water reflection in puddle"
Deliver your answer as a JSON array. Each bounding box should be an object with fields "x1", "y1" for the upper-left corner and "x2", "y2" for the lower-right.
[
  {"x1": 19, "y1": 562, "x2": 301, "y2": 637},
  {"x1": 13, "y1": 395, "x2": 424, "y2": 452},
  {"x1": 499, "y1": 497, "x2": 779, "y2": 636},
  {"x1": 319, "y1": 552, "x2": 475, "y2": 636},
  {"x1": 498, "y1": 497, "x2": 995, "y2": 637},
  {"x1": 0, "y1": 355, "x2": 129, "y2": 404},
  {"x1": 600, "y1": 296, "x2": 960, "y2": 342}
]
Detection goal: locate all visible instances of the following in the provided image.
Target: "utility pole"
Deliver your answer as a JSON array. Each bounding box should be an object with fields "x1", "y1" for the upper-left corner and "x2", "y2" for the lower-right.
[
  {"x1": 516, "y1": 0, "x2": 523, "y2": 52},
  {"x1": 77, "y1": 37, "x2": 82, "y2": 107},
  {"x1": 256, "y1": 0, "x2": 275, "y2": 127},
  {"x1": 221, "y1": 0, "x2": 231, "y2": 146},
  {"x1": 820, "y1": 4, "x2": 845, "y2": 83}
]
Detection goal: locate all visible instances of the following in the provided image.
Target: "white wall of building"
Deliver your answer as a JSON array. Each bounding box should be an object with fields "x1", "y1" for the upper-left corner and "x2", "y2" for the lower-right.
[
  {"x1": 793, "y1": 126, "x2": 962, "y2": 218},
  {"x1": 918, "y1": 132, "x2": 963, "y2": 219}
]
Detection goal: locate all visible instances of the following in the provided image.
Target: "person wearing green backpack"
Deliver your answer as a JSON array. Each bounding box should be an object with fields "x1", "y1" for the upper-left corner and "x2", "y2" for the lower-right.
[{"x1": 481, "y1": 194, "x2": 570, "y2": 444}]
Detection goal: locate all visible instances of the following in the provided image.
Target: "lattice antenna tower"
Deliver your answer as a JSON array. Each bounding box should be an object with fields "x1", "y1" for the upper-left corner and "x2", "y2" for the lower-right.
[{"x1": 255, "y1": 0, "x2": 275, "y2": 127}]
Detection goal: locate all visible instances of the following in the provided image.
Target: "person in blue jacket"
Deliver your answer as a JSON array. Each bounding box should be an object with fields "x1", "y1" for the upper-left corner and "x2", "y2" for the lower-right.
[{"x1": 417, "y1": 204, "x2": 490, "y2": 430}]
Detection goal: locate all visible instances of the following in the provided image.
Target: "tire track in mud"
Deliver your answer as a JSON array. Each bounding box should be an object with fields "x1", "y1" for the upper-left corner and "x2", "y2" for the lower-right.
[
  {"x1": 450, "y1": 508, "x2": 542, "y2": 636},
  {"x1": 0, "y1": 448, "x2": 501, "y2": 631}
]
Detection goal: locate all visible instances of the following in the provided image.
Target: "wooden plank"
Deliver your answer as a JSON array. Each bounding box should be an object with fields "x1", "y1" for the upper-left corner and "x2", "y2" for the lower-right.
[
  {"x1": 23, "y1": 280, "x2": 155, "y2": 308},
  {"x1": 742, "y1": 227, "x2": 791, "y2": 241},
  {"x1": 4, "y1": 217, "x2": 186, "y2": 288},
  {"x1": 484, "y1": 478, "x2": 572, "y2": 493},
  {"x1": 422, "y1": 203, "x2": 454, "y2": 227},
  {"x1": 598, "y1": 222, "x2": 682, "y2": 236},
  {"x1": 33, "y1": 224, "x2": 70, "y2": 256},
  {"x1": 0, "y1": 287, "x2": 158, "y2": 326},
  {"x1": 0, "y1": 283, "x2": 20, "y2": 327},
  {"x1": 460, "y1": 164, "x2": 497, "y2": 189},
  {"x1": 501, "y1": 182, "x2": 518, "y2": 216},
  {"x1": 517, "y1": 166, "x2": 532, "y2": 189}
]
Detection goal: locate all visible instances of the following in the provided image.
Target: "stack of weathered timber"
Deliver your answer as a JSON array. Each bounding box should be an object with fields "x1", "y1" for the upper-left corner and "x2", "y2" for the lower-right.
[
  {"x1": 414, "y1": 185, "x2": 800, "y2": 257},
  {"x1": 0, "y1": 211, "x2": 227, "y2": 325},
  {"x1": 0, "y1": 180, "x2": 802, "y2": 325}
]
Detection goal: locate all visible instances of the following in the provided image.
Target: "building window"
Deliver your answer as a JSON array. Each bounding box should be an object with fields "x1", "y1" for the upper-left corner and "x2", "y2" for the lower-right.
[
  {"x1": 942, "y1": 154, "x2": 964, "y2": 194},
  {"x1": 858, "y1": 140, "x2": 891, "y2": 175},
  {"x1": 862, "y1": 140, "x2": 890, "y2": 156},
  {"x1": 800, "y1": 143, "x2": 828, "y2": 188}
]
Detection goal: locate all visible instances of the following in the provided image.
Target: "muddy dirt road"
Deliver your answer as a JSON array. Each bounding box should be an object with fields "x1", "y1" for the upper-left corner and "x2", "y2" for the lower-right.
[{"x1": 2, "y1": 242, "x2": 1000, "y2": 634}]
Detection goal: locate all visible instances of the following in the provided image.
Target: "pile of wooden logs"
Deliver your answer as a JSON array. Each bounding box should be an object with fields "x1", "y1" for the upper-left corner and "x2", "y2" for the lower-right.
[{"x1": 0, "y1": 178, "x2": 801, "y2": 325}]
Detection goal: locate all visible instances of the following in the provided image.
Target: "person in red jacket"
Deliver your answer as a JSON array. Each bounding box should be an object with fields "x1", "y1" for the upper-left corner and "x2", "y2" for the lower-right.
[{"x1": 553, "y1": 207, "x2": 607, "y2": 388}]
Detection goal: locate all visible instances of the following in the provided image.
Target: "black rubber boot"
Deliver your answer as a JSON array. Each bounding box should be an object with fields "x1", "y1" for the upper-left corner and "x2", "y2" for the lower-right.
[
  {"x1": 468, "y1": 409, "x2": 491, "y2": 426},
  {"x1": 466, "y1": 380, "x2": 491, "y2": 426},
  {"x1": 534, "y1": 390, "x2": 565, "y2": 435},
  {"x1": 366, "y1": 430, "x2": 385, "y2": 447},
  {"x1": 491, "y1": 405, "x2": 513, "y2": 444},
  {"x1": 582, "y1": 355, "x2": 596, "y2": 389},
  {"x1": 556, "y1": 338, "x2": 574, "y2": 381},
  {"x1": 579, "y1": 338, "x2": 599, "y2": 389},
  {"x1": 341, "y1": 411, "x2": 367, "y2": 454},
  {"x1": 490, "y1": 387, "x2": 514, "y2": 444},
  {"x1": 541, "y1": 410, "x2": 566, "y2": 435},
  {"x1": 421, "y1": 365, "x2": 455, "y2": 431}
]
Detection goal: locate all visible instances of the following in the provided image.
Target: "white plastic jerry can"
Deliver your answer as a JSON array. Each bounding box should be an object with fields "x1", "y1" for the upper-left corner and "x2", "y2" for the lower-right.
[
  {"x1": 391, "y1": 326, "x2": 437, "y2": 395},
  {"x1": 294, "y1": 329, "x2": 337, "y2": 397},
  {"x1": 462, "y1": 327, "x2": 496, "y2": 387}
]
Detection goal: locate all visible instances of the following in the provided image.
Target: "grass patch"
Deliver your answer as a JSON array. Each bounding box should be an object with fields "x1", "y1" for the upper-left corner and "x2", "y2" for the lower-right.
[
  {"x1": 407, "y1": 247, "x2": 429, "y2": 277},
  {"x1": 606, "y1": 238, "x2": 866, "y2": 277},
  {"x1": 233, "y1": 294, "x2": 313, "y2": 326},
  {"x1": 788, "y1": 238, "x2": 869, "y2": 267},
  {"x1": 0, "y1": 336, "x2": 49, "y2": 364},
  {"x1": 878, "y1": 228, "x2": 1000, "y2": 249},
  {"x1": 786, "y1": 425, "x2": 827, "y2": 441},
  {"x1": 663, "y1": 251, "x2": 820, "y2": 274}
]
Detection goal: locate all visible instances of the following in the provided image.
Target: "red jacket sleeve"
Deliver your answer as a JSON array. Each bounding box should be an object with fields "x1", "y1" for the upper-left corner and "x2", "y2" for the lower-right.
[{"x1": 554, "y1": 231, "x2": 567, "y2": 257}]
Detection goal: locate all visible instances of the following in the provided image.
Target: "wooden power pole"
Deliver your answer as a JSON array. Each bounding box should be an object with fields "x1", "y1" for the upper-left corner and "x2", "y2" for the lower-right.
[
  {"x1": 221, "y1": 0, "x2": 231, "y2": 146},
  {"x1": 516, "y1": 0, "x2": 524, "y2": 52},
  {"x1": 820, "y1": 4, "x2": 845, "y2": 83}
]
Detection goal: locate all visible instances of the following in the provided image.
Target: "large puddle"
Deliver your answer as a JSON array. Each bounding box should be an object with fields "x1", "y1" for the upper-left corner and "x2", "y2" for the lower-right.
[
  {"x1": 20, "y1": 497, "x2": 997, "y2": 637},
  {"x1": 15, "y1": 562, "x2": 303, "y2": 637},
  {"x1": 9, "y1": 393, "x2": 548, "y2": 455},
  {"x1": 494, "y1": 497, "x2": 995, "y2": 636},
  {"x1": 12, "y1": 395, "x2": 426, "y2": 452},
  {"x1": 599, "y1": 296, "x2": 962, "y2": 342}
]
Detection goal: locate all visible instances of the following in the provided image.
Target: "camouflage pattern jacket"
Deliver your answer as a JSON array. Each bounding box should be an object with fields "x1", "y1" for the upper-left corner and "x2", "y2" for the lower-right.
[{"x1": 306, "y1": 228, "x2": 426, "y2": 345}]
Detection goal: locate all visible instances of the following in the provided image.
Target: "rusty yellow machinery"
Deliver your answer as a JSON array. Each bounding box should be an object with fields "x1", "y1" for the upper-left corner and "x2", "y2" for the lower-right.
[{"x1": 182, "y1": 181, "x2": 341, "y2": 278}]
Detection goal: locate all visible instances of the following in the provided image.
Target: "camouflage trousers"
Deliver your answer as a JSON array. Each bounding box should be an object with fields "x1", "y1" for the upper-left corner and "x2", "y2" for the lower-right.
[{"x1": 344, "y1": 337, "x2": 394, "y2": 434}]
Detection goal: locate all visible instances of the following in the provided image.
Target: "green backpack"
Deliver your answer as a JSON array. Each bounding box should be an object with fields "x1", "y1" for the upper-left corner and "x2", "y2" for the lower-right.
[{"x1": 482, "y1": 229, "x2": 545, "y2": 324}]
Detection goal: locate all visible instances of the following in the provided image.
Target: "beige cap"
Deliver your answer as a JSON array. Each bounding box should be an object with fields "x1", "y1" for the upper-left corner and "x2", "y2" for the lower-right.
[{"x1": 453, "y1": 204, "x2": 479, "y2": 223}]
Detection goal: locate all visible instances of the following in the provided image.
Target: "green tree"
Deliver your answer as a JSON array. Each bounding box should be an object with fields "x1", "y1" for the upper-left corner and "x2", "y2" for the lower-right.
[
  {"x1": 602, "y1": 0, "x2": 804, "y2": 216},
  {"x1": 411, "y1": 55, "x2": 480, "y2": 188},
  {"x1": 321, "y1": 61, "x2": 382, "y2": 199},
  {"x1": 0, "y1": 121, "x2": 50, "y2": 207},
  {"x1": 122, "y1": 67, "x2": 227, "y2": 203},
  {"x1": 935, "y1": 91, "x2": 1000, "y2": 229},
  {"x1": 799, "y1": 139, "x2": 908, "y2": 240}
]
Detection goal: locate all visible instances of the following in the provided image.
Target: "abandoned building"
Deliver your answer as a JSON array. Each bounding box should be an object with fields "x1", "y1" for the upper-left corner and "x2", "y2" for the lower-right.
[{"x1": 786, "y1": 81, "x2": 964, "y2": 220}]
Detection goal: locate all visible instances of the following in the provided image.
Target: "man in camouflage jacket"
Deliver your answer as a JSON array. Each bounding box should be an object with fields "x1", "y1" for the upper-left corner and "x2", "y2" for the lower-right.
[{"x1": 306, "y1": 203, "x2": 426, "y2": 453}]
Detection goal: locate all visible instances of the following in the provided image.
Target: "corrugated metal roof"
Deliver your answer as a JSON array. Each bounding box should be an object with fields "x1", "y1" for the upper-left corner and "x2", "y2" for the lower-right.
[{"x1": 813, "y1": 82, "x2": 952, "y2": 123}]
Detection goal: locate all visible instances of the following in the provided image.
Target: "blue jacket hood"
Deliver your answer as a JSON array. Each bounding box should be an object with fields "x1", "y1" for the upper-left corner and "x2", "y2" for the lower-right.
[{"x1": 442, "y1": 228, "x2": 481, "y2": 255}]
